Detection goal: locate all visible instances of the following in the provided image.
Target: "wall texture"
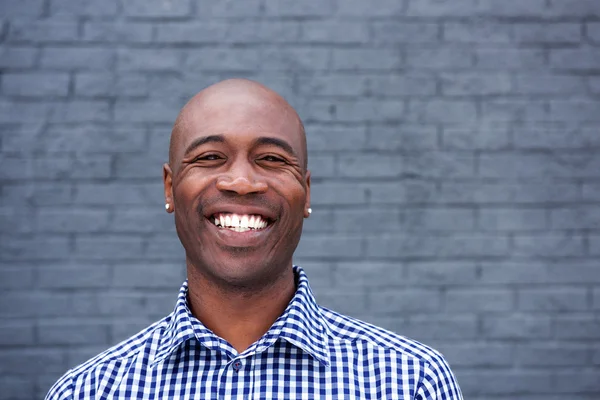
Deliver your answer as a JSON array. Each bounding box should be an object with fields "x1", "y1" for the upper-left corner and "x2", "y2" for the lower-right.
[{"x1": 1, "y1": 0, "x2": 600, "y2": 399}]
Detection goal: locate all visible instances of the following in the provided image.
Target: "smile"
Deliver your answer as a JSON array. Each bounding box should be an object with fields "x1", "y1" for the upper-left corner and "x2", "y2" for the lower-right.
[{"x1": 210, "y1": 213, "x2": 271, "y2": 232}]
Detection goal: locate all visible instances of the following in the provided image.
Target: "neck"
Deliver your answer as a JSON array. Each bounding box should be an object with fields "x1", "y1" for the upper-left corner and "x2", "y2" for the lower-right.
[{"x1": 186, "y1": 263, "x2": 296, "y2": 354}]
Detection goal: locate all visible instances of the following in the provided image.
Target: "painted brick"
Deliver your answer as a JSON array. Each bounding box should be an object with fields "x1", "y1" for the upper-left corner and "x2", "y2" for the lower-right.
[
  {"x1": 8, "y1": 21, "x2": 79, "y2": 43},
  {"x1": 439, "y1": 343, "x2": 513, "y2": 366},
  {"x1": 50, "y1": 0, "x2": 118, "y2": 16},
  {"x1": 479, "y1": 153, "x2": 600, "y2": 179},
  {"x1": 336, "y1": 0, "x2": 404, "y2": 16},
  {"x1": 305, "y1": 99, "x2": 404, "y2": 123},
  {"x1": 475, "y1": 48, "x2": 546, "y2": 69},
  {"x1": 333, "y1": 209, "x2": 402, "y2": 233},
  {"x1": 74, "y1": 236, "x2": 145, "y2": 260},
  {"x1": 442, "y1": 128, "x2": 510, "y2": 150},
  {"x1": 0, "y1": 47, "x2": 38, "y2": 68},
  {"x1": 332, "y1": 262, "x2": 404, "y2": 288},
  {"x1": 264, "y1": 0, "x2": 335, "y2": 17},
  {"x1": 443, "y1": 22, "x2": 512, "y2": 43},
  {"x1": 309, "y1": 182, "x2": 368, "y2": 205},
  {"x1": 37, "y1": 264, "x2": 111, "y2": 289},
  {"x1": 187, "y1": 48, "x2": 261, "y2": 71},
  {"x1": 366, "y1": 234, "x2": 509, "y2": 258},
  {"x1": 406, "y1": 315, "x2": 478, "y2": 340},
  {"x1": 40, "y1": 47, "x2": 114, "y2": 70},
  {"x1": 123, "y1": 0, "x2": 191, "y2": 17},
  {"x1": 0, "y1": 321, "x2": 35, "y2": 345},
  {"x1": 305, "y1": 125, "x2": 367, "y2": 151},
  {"x1": 332, "y1": 49, "x2": 401, "y2": 71},
  {"x1": 478, "y1": 208, "x2": 547, "y2": 231},
  {"x1": 36, "y1": 209, "x2": 110, "y2": 232},
  {"x1": 402, "y1": 208, "x2": 475, "y2": 231},
  {"x1": 513, "y1": 23, "x2": 582, "y2": 43},
  {"x1": 38, "y1": 320, "x2": 110, "y2": 345},
  {"x1": 514, "y1": 75, "x2": 586, "y2": 95},
  {"x1": 512, "y1": 233, "x2": 585, "y2": 257},
  {"x1": 551, "y1": 48, "x2": 600, "y2": 70},
  {"x1": 518, "y1": 288, "x2": 588, "y2": 311},
  {"x1": 588, "y1": 22, "x2": 600, "y2": 43},
  {"x1": 555, "y1": 316, "x2": 600, "y2": 339},
  {"x1": 196, "y1": 0, "x2": 262, "y2": 17},
  {"x1": 367, "y1": 74, "x2": 437, "y2": 96},
  {"x1": 439, "y1": 182, "x2": 581, "y2": 205},
  {"x1": 3, "y1": 73, "x2": 70, "y2": 97},
  {"x1": 370, "y1": 289, "x2": 441, "y2": 314},
  {"x1": 440, "y1": 72, "x2": 512, "y2": 96},
  {"x1": 118, "y1": 49, "x2": 184, "y2": 71},
  {"x1": 445, "y1": 289, "x2": 513, "y2": 312},
  {"x1": 481, "y1": 315, "x2": 552, "y2": 339},
  {"x1": 301, "y1": 21, "x2": 369, "y2": 44},
  {"x1": 405, "y1": 48, "x2": 474, "y2": 69},
  {"x1": 295, "y1": 235, "x2": 363, "y2": 259},
  {"x1": 479, "y1": 262, "x2": 600, "y2": 284},
  {"x1": 366, "y1": 125, "x2": 438, "y2": 150},
  {"x1": 371, "y1": 21, "x2": 439, "y2": 44},
  {"x1": 112, "y1": 263, "x2": 185, "y2": 289},
  {"x1": 114, "y1": 99, "x2": 183, "y2": 123},
  {"x1": 406, "y1": 100, "x2": 477, "y2": 123},
  {"x1": 0, "y1": 0, "x2": 44, "y2": 16},
  {"x1": 551, "y1": 207, "x2": 600, "y2": 229},
  {"x1": 365, "y1": 181, "x2": 436, "y2": 205},
  {"x1": 83, "y1": 22, "x2": 153, "y2": 43},
  {"x1": 407, "y1": 262, "x2": 478, "y2": 285},
  {"x1": 516, "y1": 344, "x2": 590, "y2": 366}
]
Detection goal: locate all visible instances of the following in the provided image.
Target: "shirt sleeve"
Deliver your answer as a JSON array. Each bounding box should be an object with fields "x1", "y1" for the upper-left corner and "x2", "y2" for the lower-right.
[
  {"x1": 45, "y1": 370, "x2": 74, "y2": 400},
  {"x1": 416, "y1": 355, "x2": 463, "y2": 400}
]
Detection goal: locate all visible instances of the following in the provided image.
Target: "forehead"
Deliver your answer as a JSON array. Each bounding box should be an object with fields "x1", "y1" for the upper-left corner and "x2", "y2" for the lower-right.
[{"x1": 173, "y1": 93, "x2": 304, "y2": 158}]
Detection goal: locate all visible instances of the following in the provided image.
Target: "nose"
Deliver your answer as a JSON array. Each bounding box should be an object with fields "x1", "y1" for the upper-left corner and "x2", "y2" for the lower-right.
[{"x1": 215, "y1": 161, "x2": 268, "y2": 195}]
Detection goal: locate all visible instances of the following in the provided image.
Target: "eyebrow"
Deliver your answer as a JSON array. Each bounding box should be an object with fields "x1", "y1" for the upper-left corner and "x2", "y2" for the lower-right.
[
  {"x1": 253, "y1": 136, "x2": 297, "y2": 158},
  {"x1": 184, "y1": 135, "x2": 225, "y2": 156},
  {"x1": 183, "y1": 134, "x2": 298, "y2": 159}
]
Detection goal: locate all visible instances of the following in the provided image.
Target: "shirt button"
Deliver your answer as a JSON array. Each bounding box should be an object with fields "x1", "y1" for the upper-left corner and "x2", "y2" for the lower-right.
[{"x1": 233, "y1": 360, "x2": 243, "y2": 371}]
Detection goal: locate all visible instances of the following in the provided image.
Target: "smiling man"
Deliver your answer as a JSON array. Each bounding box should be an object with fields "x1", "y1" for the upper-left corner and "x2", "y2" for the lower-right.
[{"x1": 46, "y1": 79, "x2": 462, "y2": 399}]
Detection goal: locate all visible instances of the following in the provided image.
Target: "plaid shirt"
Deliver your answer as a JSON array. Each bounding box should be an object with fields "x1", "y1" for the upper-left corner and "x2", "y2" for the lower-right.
[{"x1": 46, "y1": 266, "x2": 462, "y2": 399}]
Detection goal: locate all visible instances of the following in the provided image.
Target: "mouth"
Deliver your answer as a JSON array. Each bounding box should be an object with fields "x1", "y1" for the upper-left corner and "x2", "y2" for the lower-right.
[{"x1": 208, "y1": 212, "x2": 273, "y2": 233}]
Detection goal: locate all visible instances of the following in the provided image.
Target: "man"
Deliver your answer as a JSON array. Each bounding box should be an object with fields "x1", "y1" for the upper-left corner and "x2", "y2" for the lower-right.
[{"x1": 47, "y1": 79, "x2": 462, "y2": 399}]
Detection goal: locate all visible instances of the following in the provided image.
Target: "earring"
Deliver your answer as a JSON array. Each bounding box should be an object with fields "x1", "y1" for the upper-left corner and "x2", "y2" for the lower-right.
[
  {"x1": 165, "y1": 203, "x2": 170, "y2": 211},
  {"x1": 307, "y1": 207, "x2": 312, "y2": 215}
]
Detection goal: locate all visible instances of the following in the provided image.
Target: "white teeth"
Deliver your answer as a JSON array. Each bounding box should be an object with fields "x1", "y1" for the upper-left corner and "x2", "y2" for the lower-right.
[{"x1": 212, "y1": 213, "x2": 268, "y2": 231}]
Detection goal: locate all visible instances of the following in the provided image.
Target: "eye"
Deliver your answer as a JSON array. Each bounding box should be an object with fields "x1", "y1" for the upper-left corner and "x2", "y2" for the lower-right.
[
  {"x1": 195, "y1": 154, "x2": 222, "y2": 161},
  {"x1": 260, "y1": 155, "x2": 285, "y2": 163}
]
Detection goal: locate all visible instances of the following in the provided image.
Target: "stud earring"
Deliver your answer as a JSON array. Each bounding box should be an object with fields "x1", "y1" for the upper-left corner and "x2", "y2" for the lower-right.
[
  {"x1": 165, "y1": 203, "x2": 170, "y2": 211},
  {"x1": 307, "y1": 207, "x2": 312, "y2": 215}
]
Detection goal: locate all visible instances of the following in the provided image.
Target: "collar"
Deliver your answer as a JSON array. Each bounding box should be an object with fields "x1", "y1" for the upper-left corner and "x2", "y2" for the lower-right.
[{"x1": 151, "y1": 266, "x2": 330, "y2": 367}]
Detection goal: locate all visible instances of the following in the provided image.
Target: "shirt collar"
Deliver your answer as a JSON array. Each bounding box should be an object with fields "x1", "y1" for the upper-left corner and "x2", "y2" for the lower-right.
[{"x1": 151, "y1": 266, "x2": 330, "y2": 367}]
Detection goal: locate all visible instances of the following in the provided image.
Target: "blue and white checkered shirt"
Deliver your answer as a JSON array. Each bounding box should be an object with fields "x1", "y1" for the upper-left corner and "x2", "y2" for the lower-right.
[{"x1": 46, "y1": 266, "x2": 462, "y2": 399}]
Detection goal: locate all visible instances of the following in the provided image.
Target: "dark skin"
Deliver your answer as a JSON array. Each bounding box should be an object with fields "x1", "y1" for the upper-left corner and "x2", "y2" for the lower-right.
[{"x1": 163, "y1": 79, "x2": 311, "y2": 353}]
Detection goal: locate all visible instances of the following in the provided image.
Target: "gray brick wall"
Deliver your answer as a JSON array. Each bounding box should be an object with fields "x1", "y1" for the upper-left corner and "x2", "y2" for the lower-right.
[{"x1": 1, "y1": 0, "x2": 600, "y2": 398}]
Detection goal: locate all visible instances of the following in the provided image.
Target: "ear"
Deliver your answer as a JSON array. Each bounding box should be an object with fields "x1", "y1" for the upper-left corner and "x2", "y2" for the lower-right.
[
  {"x1": 303, "y1": 170, "x2": 311, "y2": 218},
  {"x1": 163, "y1": 163, "x2": 174, "y2": 213}
]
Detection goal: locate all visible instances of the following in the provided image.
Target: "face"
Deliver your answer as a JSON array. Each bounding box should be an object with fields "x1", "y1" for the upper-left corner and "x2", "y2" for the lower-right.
[{"x1": 163, "y1": 89, "x2": 310, "y2": 288}]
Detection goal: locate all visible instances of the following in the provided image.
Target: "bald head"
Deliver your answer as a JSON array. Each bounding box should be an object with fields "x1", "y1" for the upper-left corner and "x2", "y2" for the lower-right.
[{"x1": 169, "y1": 79, "x2": 307, "y2": 172}]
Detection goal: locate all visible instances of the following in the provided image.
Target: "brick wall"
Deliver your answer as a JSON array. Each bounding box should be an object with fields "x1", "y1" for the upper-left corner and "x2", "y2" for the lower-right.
[{"x1": 1, "y1": 0, "x2": 600, "y2": 398}]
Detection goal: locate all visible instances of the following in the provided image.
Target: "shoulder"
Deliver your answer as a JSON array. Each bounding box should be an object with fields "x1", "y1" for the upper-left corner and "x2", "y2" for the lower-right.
[
  {"x1": 320, "y1": 307, "x2": 463, "y2": 398},
  {"x1": 320, "y1": 306, "x2": 447, "y2": 366},
  {"x1": 45, "y1": 317, "x2": 169, "y2": 399}
]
